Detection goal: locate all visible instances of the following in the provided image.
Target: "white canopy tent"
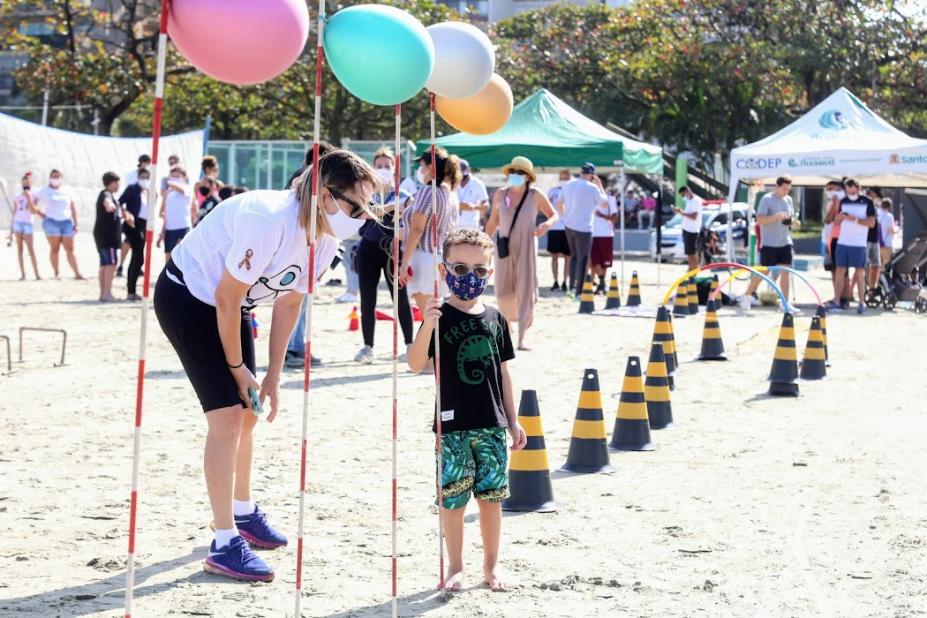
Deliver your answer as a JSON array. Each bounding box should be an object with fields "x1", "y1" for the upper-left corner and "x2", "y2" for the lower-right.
[{"x1": 726, "y1": 87, "x2": 927, "y2": 260}]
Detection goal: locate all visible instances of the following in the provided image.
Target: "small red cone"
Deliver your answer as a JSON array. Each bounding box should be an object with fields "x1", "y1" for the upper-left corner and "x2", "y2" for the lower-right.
[
  {"x1": 375, "y1": 309, "x2": 394, "y2": 321},
  {"x1": 348, "y1": 306, "x2": 360, "y2": 331},
  {"x1": 412, "y1": 305, "x2": 423, "y2": 322}
]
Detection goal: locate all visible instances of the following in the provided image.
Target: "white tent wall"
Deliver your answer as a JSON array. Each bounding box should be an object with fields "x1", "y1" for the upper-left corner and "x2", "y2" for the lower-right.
[{"x1": 0, "y1": 112, "x2": 204, "y2": 227}]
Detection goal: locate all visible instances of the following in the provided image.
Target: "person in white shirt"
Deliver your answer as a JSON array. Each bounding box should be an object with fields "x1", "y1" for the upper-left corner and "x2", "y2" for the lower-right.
[
  {"x1": 828, "y1": 178, "x2": 876, "y2": 314},
  {"x1": 456, "y1": 159, "x2": 489, "y2": 230},
  {"x1": 157, "y1": 165, "x2": 197, "y2": 259},
  {"x1": 558, "y1": 162, "x2": 608, "y2": 296},
  {"x1": 545, "y1": 169, "x2": 572, "y2": 292},
  {"x1": 153, "y1": 149, "x2": 378, "y2": 582},
  {"x1": 590, "y1": 193, "x2": 619, "y2": 294},
  {"x1": 675, "y1": 186, "x2": 702, "y2": 271},
  {"x1": 32, "y1": 169, "x2": 85, "y2": 279},
  {"x1": 877, "y1": 197, "x2": 896, "y2": 267}
]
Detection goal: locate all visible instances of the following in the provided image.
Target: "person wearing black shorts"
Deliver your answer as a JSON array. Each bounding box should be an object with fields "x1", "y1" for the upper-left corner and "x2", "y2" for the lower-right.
[
  {"x1": 152, "y1": 150, "x2": 378, "y2": 582},
  {"x1": 740, "y1": 176, "x2": 796, "y2": 308},
  {"x1": 676, "y1": 186, "x2": 702, "y2": 271},
  {"x1": 545, "y1": 170, "x2": 572, "y2": 292},
  {"x1": 93, "y1": 171, "x2": 130, "y2": 302}
]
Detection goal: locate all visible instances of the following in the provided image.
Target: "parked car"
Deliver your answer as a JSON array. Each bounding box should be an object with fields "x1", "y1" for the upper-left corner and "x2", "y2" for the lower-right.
[{"x1": 649, "y1": 201, "x2": 749, "y2": 261}]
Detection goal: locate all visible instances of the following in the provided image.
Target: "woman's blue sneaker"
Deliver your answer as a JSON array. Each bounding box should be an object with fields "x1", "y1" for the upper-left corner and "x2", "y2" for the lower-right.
[
  {"x1": 204, "y1": 536, "x2": 274, "y2": 582},
  {"x1": 236, "y1": 505, "x2": 288, "y2": 549}
]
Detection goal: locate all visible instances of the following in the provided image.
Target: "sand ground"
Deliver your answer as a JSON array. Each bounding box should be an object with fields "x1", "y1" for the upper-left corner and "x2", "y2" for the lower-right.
[{"x1": 1, "y1": 232, "x2": 925, "y2": 617}]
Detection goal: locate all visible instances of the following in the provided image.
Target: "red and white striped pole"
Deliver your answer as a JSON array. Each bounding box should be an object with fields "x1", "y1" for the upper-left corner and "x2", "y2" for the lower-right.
[
  {"x1": 124, "y1": 1, "x2": 169, "y2": 616},
  {"x1": 390, "y1": 103, "x2": 402, "y2": 618},
  {"x1": 429, "y1": 92, "x2": 445, "y2": 590},
  {"x1": 294, "y1": 0, "x2": 326, "y2": 614}
]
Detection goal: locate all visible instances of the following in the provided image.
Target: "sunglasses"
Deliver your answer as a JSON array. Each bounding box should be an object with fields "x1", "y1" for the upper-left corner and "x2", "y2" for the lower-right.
[
  {"x1": 509, "y1": 170, "x2": 526, "y2": 176},
  {"x1": 444, "y1": 261, "x2": 491, "y2": 279},
  {"x1": 328, "y1": 188, "x2": 368, "y2": 219}
]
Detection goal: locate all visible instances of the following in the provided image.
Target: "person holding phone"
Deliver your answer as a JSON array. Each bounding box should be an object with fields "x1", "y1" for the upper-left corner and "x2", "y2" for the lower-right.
[
  {"x1": 739, "y1": 176, "x2": 797, "y2": 309},
  {"x1": 153, "y1": 149, "x2": 378, "y2": 582},
  {"x1": 10, "y1": 172, "x2": 41, "y2": 280}
]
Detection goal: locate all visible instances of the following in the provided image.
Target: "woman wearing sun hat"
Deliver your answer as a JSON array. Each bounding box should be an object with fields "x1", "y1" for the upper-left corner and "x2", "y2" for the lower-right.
[{"x1": 486, "y1": 156, "x2": 559, "y2": 351}]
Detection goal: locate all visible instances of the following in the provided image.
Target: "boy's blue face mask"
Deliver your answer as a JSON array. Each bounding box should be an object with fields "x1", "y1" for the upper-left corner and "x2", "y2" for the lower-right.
[{"x1": 443, "y1": 263, "x2": 489, "y2": 301}]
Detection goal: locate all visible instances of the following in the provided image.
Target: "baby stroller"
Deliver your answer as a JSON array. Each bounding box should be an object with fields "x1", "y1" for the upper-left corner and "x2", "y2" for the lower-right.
[{"x1": 865, "y1": 233, "x2": 927, "y2": 313}]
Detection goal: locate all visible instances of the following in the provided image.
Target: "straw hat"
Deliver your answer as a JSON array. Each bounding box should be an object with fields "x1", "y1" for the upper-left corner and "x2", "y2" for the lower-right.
[{"x1": 502, "y1": 156, "x2": 537, "y2": 183}]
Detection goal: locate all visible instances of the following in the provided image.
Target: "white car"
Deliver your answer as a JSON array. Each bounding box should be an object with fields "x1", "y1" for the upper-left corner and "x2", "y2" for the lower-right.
[{"x1": 649, "y1": 202, "x2": 749, "y2": 261}]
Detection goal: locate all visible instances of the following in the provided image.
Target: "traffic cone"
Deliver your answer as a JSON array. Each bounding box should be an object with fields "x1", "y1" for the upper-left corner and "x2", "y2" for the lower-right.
[
  {"x1": 348, "y1": 306, "x2": 360, "y2": 331},
  {"x1": 672, "y1": 282, "x2": 689, "y2": 317},
  {"x1": 626, "y1": 271, "x2": 642, "y2": 306},
  {"x1": 644, "y1": 343, "x2": 674, "y2": 429},
  {"x1": 561, "y1": 369, "x2": 613, "y2": 473},
  {"x1": 412, "y1": 305, "x2": 423, "y2": 322},
  {"x1": 503, "y1": 390, "x2": 556, "y2": 513},
  {"x1": 604, "y1": 272, "x2": 621, "y2": 310},
  {"x1": 578, "y1": 274, "x2": 596, "y2": 314},
  {"x1": 375, "y1": 309, "x2": 394, "y2": 321},
  {"x1": 768, "y1": 312, "x2": 799, "y2": 396},
  {"x1": 710, "y1": 273, "x2": 720, "y2": 300},
  {"x1": 697, "y1": 298, "x2": 727, "y2": 361},
  {"x1": 609, "y1": 356, "x2": 655, "y2": 451},
  {"x1": 815, "y1": 305, "x2": 830, "y2": 366},
  {"x1": 651, "y1": 306, "x2": 676, "y2": 391},
  {"x1": 799, "y1": 316, "x2": 827, "y2": 380},
  {"x1": 687, "y1": 278, "x2": 699, "y2": 315}
]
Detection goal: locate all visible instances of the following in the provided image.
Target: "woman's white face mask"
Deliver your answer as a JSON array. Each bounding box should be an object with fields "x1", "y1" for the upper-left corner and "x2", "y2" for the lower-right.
[
  {"x1": 415, "y1": 166, "x2": 425, "y2": 184},
  {"x1": 49, "y1": 177, "x2": 62, "y2": 188},
  {"x1": 138, "y1": 179, "x2": 151, "y2": 190},
  {"x1": 375, "y1": 168, "x2": 394, "y2": 185},
  {"x1": 326, "y1": 190, "x2": 366, "y2": 240}
]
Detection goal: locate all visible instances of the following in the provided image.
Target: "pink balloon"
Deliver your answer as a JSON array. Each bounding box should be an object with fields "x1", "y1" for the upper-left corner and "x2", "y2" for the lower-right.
[{"x1": 168, "y1": 0, "x2": 309, "y2": 85}]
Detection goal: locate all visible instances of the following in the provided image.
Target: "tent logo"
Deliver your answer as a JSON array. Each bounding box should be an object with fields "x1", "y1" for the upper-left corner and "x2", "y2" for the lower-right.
[
  {"x1": 788, "y1": 156, "x2": 835, "y2": 168},
  {"x1": 818, "y1": 110, "x2": 850, "y2": 130},
  {"x1": 889, "y1": 153, "x2": 927, "y2": 165},
  {"x1": 889, "y1": 153, "x2": 901, "y2": 165}
]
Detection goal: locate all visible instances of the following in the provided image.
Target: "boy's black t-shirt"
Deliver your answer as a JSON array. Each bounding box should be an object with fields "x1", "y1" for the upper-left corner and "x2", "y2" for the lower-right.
[
  {"x1": 427, "y1": 302, "x2": 515, "y2": 433},
  {"x1": 93, "y1": 189, "x2": 121, "y2": 249}
]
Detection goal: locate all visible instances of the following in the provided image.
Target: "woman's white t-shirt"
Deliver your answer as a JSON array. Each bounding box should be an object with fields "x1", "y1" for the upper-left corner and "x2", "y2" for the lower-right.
[
  {"x1": 164, "y1": 187, "x2": 192, "y2": 230},
  {"x1": 34, "y1": 186, "x2": 72, "y2": 221},
  {"x1": 170, "y1": 190, "x2": 337, "y2": 309}
]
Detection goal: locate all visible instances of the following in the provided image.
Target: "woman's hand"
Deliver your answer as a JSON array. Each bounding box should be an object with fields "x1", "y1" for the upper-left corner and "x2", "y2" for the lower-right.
[
  {"x1": 259, "y1": 372, "x2": 281, "y2": 422},
  {"x1": 230, "y1": 365, "x2": 261, "y2": 412},
  {"x1": 533, "y1": 222, "x2": 550, "y2": 237},
  {"x1": 156, "y1": 232, "x2": 163, "y2": 248},
  {"x1": 398, "y1": 261, "x2": 411, "y2": 287}
]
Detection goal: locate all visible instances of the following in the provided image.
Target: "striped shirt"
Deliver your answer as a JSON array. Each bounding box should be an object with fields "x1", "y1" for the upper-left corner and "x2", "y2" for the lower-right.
[{"x1": 402, "y1": 184, "x2": 458, "y2": 253}]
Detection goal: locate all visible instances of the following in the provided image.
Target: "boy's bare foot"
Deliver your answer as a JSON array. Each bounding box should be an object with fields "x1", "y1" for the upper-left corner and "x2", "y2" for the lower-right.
[
  {"x1": 444, "y1": 568, "x2": 464, "y2": 592},
  {"x1": 484, "y1": 568, "x2": 511, "y2": 592}
]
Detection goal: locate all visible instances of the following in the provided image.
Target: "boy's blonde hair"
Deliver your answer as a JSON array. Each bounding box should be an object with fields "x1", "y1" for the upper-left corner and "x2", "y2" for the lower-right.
[{"x1": 443, "y1": 228, "x2": 495, "y2": 258}]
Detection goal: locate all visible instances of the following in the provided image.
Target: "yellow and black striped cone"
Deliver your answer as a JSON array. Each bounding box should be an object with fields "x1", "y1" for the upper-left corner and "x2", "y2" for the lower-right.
[
  {"x1": 815, "y1": 305, "x2": 830, "y2": 367},
  {"x1": 687, "y1": 277, "x2": 700, "y2": 315},
  {"x1": 503, "y1": 390, "x2": 556, "y2": 513},
  {"x1": 578, "y1": 274, "x2": 596, "y2": 314},
  {"x1": 652, "y1": 306, "x2": 676, "y2": 391},
  {"x1": 799, "y1": 316, "x2": 827, "y2": 380},
  {"x1": 698, "y1": 298, "x2": 727, "y2": 361},
  {"x1": 609, "y1": 356, "x2": 655, "y2": 451},
  {"x1": 710, "y1": 273, "x2": 720, "y2": 300},
  {"x1": 561, "y1": 368, "x2": 614, "y2": 473},
  {"x1": 626, "y1": 271, "x2": 642, "y2": 306},
  {"x1": 672, "y1": 281, "x2": 689, "y2": 317},
  {"x1": 604, "y1": 272, "x2": 621, "y2": 310},
  {"x1": 644, "y1": 343, "x2": 674, "y2": 429},
  {"x1": 768, "y1": 312, "x2": 799, "y2": 396}
]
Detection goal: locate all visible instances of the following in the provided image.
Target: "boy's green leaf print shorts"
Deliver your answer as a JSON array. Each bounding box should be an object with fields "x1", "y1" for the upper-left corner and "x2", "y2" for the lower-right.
[{"x1": 438, "y1": 427, "x2": 510, "y2": 510}]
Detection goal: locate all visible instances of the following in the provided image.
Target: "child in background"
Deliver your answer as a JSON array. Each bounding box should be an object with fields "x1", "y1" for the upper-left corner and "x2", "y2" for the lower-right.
[
  {"x1": 93, "y1": 172, "x2": 132, "y2": 301},
  {"x1": 196, "y1": 176, "x2": 220, "y2": 222},
  {"x1": 408, "y1": 228, "x2": 526, "y2": 593},
  {"x1": 158, "y1": 165, "x2": 196, "y2": 259},
  {"x1": 10, "y1": 172, "x2": 41, "y2": 280},
  {"x1": 591, "y1": 193, "x2": 619, "y2": 294}
]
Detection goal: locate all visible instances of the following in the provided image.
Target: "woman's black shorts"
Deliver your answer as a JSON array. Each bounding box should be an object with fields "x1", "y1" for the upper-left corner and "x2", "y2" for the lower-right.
[
  {"x1": 154, "y1": 264, "x2": 255, "y2": 412},
  {"x1": 546, "y1": 229, "x2": 571, "y2": 255}
]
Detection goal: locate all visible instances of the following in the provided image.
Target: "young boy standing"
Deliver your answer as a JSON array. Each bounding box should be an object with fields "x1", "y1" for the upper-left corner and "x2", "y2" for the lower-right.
[
  {"x1": 408, "y1": 228, "x2": 527, "y2": 592},
  {"x1": 93, "y1": 171, "x2": 132, "y2": 302}
]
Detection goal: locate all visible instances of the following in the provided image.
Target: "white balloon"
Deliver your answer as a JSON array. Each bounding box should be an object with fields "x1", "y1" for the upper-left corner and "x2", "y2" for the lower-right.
[{"x1": 425, "y1": 22, "x2": 495, "y2": 100}]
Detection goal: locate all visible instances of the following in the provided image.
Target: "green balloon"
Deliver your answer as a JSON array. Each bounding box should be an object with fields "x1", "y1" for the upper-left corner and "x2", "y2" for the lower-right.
[{"x1": 323, "y1": 4, "x2": 434, "y2": 106}]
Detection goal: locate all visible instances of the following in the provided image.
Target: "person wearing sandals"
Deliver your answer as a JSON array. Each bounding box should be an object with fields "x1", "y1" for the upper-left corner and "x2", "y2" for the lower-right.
[{"x1": 485, "y1": 156, "x2": 559, "y2": 351}]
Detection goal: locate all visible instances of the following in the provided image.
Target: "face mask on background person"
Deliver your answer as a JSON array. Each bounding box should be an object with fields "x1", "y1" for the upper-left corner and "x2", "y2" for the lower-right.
[
  {"x1": 375, "y1": 168, "x2": 394, "y2": 185},
  {"x1": 49, "y1": 177, "x2": 62, "y2": 188},
  {"x1": 199, "y1": 186, "x2": 211, "y2": 197},
  {"x1": 138, "y1": 179, "x2": 150, "y2": 190},
  {"x1": 508, "y1": 173, "x2": 526, "y2": 188},
  {"x1": 415, "y1": 166, "x2": 425, "y2": 185},
  {"x1": 825, "y1": 190, "x2": 836, "y2": 199},
  {"x1": 22, "y1": 184, "x2": 31, "y2": 192}
]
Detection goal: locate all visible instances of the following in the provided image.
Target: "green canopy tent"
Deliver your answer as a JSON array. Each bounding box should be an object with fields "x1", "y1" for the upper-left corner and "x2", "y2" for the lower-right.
[{"x1": 414, "y1": 88, "x2": 663, "y2": 174}]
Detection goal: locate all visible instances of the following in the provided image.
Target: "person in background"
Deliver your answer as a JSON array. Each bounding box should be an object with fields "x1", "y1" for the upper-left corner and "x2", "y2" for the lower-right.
[
  {"x1": 590, "y1": 191, "x2": 619, "y2": 294},
  {"x1": 639, "y1": 192, "x2": 657, "y2": 229},
  {"x1": 559, "y1": 162, "x2": 607, "y2": 296},
  {"x1": 828, "y1": 178, "x2": 875, "y2": 314},
  {"x1": 623, "y1": 190, "x2": 639, "y2": 228},
  {"x1": 877, "y1": 198, "x2": 896, "y2": 268},
  {"x1": 197, "y1": 177, "x2": 221, "y2": 222},
  {"x1": 218, "y1": 185, "x2": 235, "y2": 201},
  {"x1": 398, "y1": 147, "x2": 460, "y2": 315},
  {"x1": 456, "y1": 159, "x2": 489, "y2": 230},
  {"x1": 824, "y1": 180, "x2": 852, "y2": 306},
  {"x1": 353, "y1": 146, "x2": 414, "y2": 364},
  {"x1": 118, "y1": 153, "x2": 151, "y2": 277},
  {"x1": 10, "y1": 172, "x2": 41, "y2": 280},
  {"x1": 865, "y1": 187, "x2": 883, "y2": 289},
  {"x1": 94, "y1": 172, "x2": 132, "y2": 302},
  {"x1": 158, "y1": 165, "x2": 196, "y2": 260},
  {"x1": 161, "y1": 154, "x2": 180, "y2": 193},
  {"x1": 119, "y1": 167, "x2": 151, "y2": 301},
  {"x1": 233, "y1": 186, "x2": 249, "y2": 195},
  {"x1": 32, "y1": 169, "x2": 85, "y2": 280},
  {"x1": 545, "y1": 169, "x2": 572, "y2": 292},
  {"x1": 675, "y1": 186, "x2": 702, "y2": 272},
  {"x1": 738, "y1": 176, "x2": 796, "y2": 309},
  {"x1": 194, "y1": 155, "x2": 223, "y2": 210}
]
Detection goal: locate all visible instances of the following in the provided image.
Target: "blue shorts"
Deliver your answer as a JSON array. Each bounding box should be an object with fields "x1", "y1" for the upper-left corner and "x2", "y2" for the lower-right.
[
  {"x1": 43, "y1": 218, "x2": 75, "y2": 238},
  {"x1": 99, "y1": 247, "x2": 119, "y2": 266},
  {"x1": 835, "y1": 244, "x2": 866, "y2": 269},
  {"x1": 12, "y1": 221, "x2": 33, "y2": 235},
  {"x1": 164, "y1": 228, "x2": 188, "y2": 253}
]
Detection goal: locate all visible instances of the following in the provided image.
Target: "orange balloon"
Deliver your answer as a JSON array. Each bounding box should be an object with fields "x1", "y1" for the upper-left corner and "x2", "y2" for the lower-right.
[{"x1": 435, "y1": 73, "x2": 513, "y2": 135}]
